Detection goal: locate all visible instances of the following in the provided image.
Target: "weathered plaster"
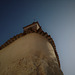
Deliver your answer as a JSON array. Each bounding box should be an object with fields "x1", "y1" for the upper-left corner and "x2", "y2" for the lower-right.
[{"x1": 0, "y1": 33, "x2": 63, "y2": 75}]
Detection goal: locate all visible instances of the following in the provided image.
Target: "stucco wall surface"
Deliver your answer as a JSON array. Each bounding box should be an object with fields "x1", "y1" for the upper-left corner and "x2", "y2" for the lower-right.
[{"x1": 0, "y1": 33, "x2": 63, "y2": 75}]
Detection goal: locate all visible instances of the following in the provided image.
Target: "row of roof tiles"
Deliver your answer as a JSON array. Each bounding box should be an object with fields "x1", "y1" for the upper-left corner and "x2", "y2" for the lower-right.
[{"x1": 0, "y1": 27, "x2": 60, "y2": 68}]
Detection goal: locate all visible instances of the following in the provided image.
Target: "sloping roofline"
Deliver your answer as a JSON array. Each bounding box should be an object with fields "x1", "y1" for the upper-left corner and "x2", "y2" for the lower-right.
[
  {"x1": 0, "y1": 22, "x2": 60, "y2": 68},
  {"x1": 23, "y1": 22, "x2": 41, "y2": 29}
]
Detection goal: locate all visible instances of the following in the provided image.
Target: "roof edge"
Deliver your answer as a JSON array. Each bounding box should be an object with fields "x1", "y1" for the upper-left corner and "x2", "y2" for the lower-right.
[
  {"x1": 0, "y1": 22, "x2": 60, "y2": 68},
  {"x1": 23, "y1": 21, "x2": 41, "y2": 29}
]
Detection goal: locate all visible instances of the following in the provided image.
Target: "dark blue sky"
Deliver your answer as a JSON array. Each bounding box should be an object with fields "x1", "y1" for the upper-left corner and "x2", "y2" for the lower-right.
[{"x1": 0, "y1": 0, "x2": 75, "y2": 75}]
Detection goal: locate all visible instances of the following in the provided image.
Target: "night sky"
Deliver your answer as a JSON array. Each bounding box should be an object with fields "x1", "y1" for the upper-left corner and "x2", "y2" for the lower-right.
[{"x1": 0, "y1": 0, "x2": 75, "y2": 75}]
